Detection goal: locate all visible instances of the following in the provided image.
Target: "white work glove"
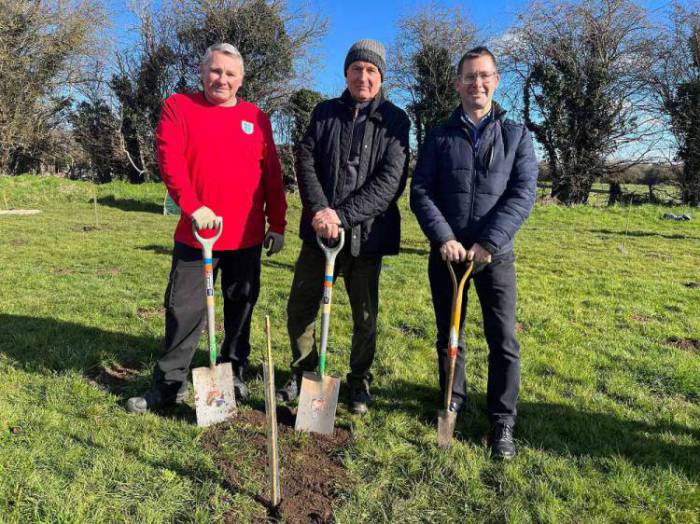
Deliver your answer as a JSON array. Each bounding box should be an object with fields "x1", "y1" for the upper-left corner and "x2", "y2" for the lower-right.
[
  {"x1": 191, "y1": 206, "x2": 220, "y2": 230},
  {"x1": 263, "y1": 230, "x2": 284, "y2": 256}
]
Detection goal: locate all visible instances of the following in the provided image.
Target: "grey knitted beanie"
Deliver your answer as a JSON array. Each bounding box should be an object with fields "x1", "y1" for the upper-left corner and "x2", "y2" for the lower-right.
[{"x1": 344, "y1": 39, "x2": 386, "y2": 79}]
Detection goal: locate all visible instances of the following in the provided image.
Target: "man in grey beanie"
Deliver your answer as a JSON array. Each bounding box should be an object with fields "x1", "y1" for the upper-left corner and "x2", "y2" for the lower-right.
[{"x1": 277, "y1": 39, "x2": 410, "y2": 415}]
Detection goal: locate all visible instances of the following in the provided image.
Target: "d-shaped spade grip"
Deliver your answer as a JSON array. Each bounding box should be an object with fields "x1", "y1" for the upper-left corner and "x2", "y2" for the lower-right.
[
  {"x1": 192, "y1": 217, "x2": 223, "y2": 253},
  {"x1": 316, "y1": 228, "x2": 345, "y2": 261}
]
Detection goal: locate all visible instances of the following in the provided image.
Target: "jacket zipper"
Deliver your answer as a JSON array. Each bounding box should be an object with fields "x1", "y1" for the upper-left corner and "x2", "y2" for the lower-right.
[
  {"x1": 469, "y1": 121, "x2": 496, "y2": 227},
  {"x1": 346, "y1": 106, "x2": 359, "y2": 165}
]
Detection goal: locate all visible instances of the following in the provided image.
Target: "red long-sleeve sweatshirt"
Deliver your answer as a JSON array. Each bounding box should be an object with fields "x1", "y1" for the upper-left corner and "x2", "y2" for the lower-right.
[{"x1": 156, "y1": 92, "x2": 287, "y2": 250}]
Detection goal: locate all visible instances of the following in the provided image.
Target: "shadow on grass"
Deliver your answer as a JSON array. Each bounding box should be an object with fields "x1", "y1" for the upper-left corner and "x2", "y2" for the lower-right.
[
  {"x1": 138, "y1": 244, "x2": 172, "y2": 256},
  {"x1": 590, "y1": 228, "x2": 700, "y2": 241},
  {"x1": 261, "y1": 259, "x2": 295, "y2": 272},
  {"x1": 400, "y1": 246, "x2": 430, "y2": 256},
  {"x1": 372, "y1": 378, "x2": 700, "y2": 480},
  {"x1": 0, "y1": 313, "x2": 160, "y2": 399},
  {"x1": 97, "y1": 195, "x2": 162, "y2": 214}
]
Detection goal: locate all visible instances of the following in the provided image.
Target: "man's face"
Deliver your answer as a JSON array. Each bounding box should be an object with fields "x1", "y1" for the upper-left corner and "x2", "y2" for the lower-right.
[
  {"x1": 201, "y1": 51, "x2": 243, "y2": 106},
  {"x1": 346, "y1": 61, "x2": 382, "y2": 102},
  {"x1": 455, "y1": 55, "x2": 500, "y2": 113}
]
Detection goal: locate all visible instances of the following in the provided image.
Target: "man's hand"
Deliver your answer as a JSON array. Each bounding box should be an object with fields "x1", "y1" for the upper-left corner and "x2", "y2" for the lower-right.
[
  {"x1": 263, "y1": 230, "x2": 284, "y2": 256},
  {"x1": 467, "y1": 243, "x2": 492, "y2": 265},
  {"x1": 439, "y1": 240, "x2": 467, "y2": 262},
  {"x1": 191, "y1": 206, "x2": 220, "y2": 230},
  {"x1": 312, "y1": 207, "x2": 342, "y2": 239},
  {"x1": 321, "y1": 223, "x2": 340, "y2": 239}
]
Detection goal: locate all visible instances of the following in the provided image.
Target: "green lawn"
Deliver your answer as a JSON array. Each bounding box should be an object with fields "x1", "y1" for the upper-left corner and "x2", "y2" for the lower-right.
[{"x1": 0, "y1": 175, "x2": 698, "y2": 523}]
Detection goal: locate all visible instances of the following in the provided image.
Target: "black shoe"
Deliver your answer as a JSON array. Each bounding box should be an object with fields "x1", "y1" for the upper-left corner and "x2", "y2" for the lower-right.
[
  {"x1": 276, "y1": 373, "x2": 302, "y2": 403},
  {"x1": 448, "y1": 399, "x2": 463, "y2": 413},
  {"x1": 349, "y1": 381, "x2": 372, "y2": 415},
  {"x1": 233, "y1": 366, "x2": 249, "y2": 402},
  {"x1": 489, "y1": 423, "x2": 516, "y2": 460},
  {"x1": 126, "y1": 389, "x2": 167, "y2": 414}
]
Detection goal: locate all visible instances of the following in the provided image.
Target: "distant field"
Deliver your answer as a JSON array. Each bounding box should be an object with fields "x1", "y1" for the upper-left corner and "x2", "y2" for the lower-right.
[
  {"x1": 0, "y1": 175, "x2": 698, "y2": 523},
  {"x1": 535, "y1": 182, "x2": 684, "y2": 207}
]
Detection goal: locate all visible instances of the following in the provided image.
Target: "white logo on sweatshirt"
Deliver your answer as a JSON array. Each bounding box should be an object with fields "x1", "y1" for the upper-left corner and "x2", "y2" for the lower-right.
[{"x1": 241, "y1": 120, "x2": 254, "y2": 134}]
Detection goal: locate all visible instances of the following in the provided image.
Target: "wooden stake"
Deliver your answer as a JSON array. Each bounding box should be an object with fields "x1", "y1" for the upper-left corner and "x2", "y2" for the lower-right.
[
  {"x1": 93, "y1": 188, "x2": 99, "y2": 229},
  {"x1": 263, "y1": 315, "x2": 281, "y2": 506}
]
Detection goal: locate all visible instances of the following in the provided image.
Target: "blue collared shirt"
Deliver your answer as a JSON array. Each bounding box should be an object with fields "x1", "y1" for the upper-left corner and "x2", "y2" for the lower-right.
[{"x1": 460, "y1": 107, "x2": 493, "y2": 151}]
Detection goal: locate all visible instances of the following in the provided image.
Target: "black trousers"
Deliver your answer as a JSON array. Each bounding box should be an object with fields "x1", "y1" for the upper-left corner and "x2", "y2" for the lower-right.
[
  {"x1": 428, "y1": 247, "x2": 520, "y2": 426},
  {"x1": 286, "y1": 242, "x2": 382, "y2": 387},
  {"x1": 153, "y1": 242, "x2": 261, "y2": 395}
]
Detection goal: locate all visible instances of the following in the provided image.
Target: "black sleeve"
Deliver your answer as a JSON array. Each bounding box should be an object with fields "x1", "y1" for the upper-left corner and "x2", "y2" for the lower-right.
[{"x1": 295, "y1": 104, "x2": 329, "y2": 215}]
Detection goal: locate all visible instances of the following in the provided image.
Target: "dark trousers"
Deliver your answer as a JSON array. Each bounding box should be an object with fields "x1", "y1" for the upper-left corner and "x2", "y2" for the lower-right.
[
  {"x1": 286, "y1": 242, "x2": 382, "y2": 386},
  {"x1": 428, "y1": 247, "x2": 520, "y2": 426},
  {"x1": 153, "y1": 241, "x2": 262, "y2": 394}
]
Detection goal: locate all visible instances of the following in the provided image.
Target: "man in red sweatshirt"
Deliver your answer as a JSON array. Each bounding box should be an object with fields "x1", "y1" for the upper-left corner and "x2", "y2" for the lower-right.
[{"x1": 127, "y1": 43, "x2": 287, "y2": 413}]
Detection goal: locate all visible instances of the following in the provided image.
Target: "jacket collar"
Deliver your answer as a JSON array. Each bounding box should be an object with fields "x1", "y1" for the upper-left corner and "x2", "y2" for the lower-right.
[
  {"x1": 446, "y1": 101, "x2": 506, "y2": 128},
  {"x1": 340, "y1": 89, "x2": 384, "y2": 121}
]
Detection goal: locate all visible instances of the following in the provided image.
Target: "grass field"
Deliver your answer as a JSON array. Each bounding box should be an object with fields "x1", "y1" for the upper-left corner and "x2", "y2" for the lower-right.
[{"x1": 0, "y1": 175, "x2": 698, "y2": 523}]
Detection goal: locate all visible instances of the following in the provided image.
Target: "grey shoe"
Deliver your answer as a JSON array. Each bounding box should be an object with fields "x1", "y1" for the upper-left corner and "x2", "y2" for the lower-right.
[
  {"x1": 233, "y1": 367, "x2": 248, "y2": 401},
  {"x1": 127, "y1": 382, "x2": 187, "y2": 413},
  {"x1": 175, "y1": 381, "x2": 189, "y2": 404},
  {"x1": 276, "y1": 373, "x2": 302, "y2": 403},
  {"x1": 126, "y1": 389, "x2": 165, "y2": 414}
]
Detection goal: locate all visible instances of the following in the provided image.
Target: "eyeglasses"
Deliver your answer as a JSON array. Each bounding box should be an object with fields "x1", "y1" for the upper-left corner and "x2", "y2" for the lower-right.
[{"x1": 459, "y1": 71, "x2": 498, "y2": 84}]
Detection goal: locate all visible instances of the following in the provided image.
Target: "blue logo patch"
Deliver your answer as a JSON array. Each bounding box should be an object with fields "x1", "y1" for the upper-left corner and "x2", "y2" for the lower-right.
[{"x1": 241, "y1": 120, "x2": 254, "y2": 135}]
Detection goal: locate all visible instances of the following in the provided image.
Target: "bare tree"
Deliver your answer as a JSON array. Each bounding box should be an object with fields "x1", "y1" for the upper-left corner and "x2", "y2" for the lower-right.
[
  {"x1": 389, "y1": 4, "x2": 478, "y2": 147},
  {"x1": 0, "y1": 0, "x2": 107, "y2": 174},
  {"x1": 650, "y1": 2, "x2": 700, "y2": 206},
  {"x1": 500, "y1": 0, "x2": 658, "y2": 205}
]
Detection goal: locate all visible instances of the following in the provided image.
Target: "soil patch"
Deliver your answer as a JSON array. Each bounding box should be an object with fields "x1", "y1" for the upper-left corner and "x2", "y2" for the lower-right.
[
  {"x1": 202, "y1": 408, "x2": 351, "y2": 523},
  {"x1": 97, "y1": 267, "x2": 121, "y2": 276},
  {"x1": 71, "y1": 224, "x2": 100, "y2": 232},
  {"x1": 85, "y1": 360, "x2": 143, "y2": 393},
  {"x1": 667, "y1": 337, "x2": 700, "y2": 353},
  {"x1": 51, "y1": 267, "x2": 76, "y2": 275},
  {"x1": 137, "y1": 306, "x2": 165, "y2": 319},
  {"x1": 396, "y1": 320, "x2": 424, "y2": 338}
]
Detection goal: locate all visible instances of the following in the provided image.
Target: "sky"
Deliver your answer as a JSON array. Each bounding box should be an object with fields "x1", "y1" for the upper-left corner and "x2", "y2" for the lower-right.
[
  {"x1": 289, "y1": 0, "x2": 532, "y2": 95},
  {"x1": 106, "y1": 0, "x2": 535, "y2": 96},
  {"x1": 105, "y1": 0, "x2": 681, "y2": 96}
]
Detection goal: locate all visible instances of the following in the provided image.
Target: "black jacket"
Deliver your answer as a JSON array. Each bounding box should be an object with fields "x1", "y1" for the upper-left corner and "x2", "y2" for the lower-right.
[
  {"x1": 296, "y1": 90, "x2": 410, "y2": 256},
  {"x1": 411, "y1": 103, "x2": 538, "y2": 255}
]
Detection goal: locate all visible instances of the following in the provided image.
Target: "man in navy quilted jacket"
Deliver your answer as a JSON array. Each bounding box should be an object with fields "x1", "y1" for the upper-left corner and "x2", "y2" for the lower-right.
[{"x1": 411, "y1": 46, "x2": 538, "y2": 460}]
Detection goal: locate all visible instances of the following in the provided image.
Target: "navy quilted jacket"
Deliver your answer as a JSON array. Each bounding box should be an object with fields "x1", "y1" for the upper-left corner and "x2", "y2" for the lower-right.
[{"x1": 410, "y1": 103, "x2": 538, "y2": 255}]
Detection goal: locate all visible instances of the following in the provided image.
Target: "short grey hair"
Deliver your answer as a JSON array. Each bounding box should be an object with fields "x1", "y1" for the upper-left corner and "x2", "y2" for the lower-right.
[{"x1": 200, "y1": 43, "x2": 245, "y2": 75}]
